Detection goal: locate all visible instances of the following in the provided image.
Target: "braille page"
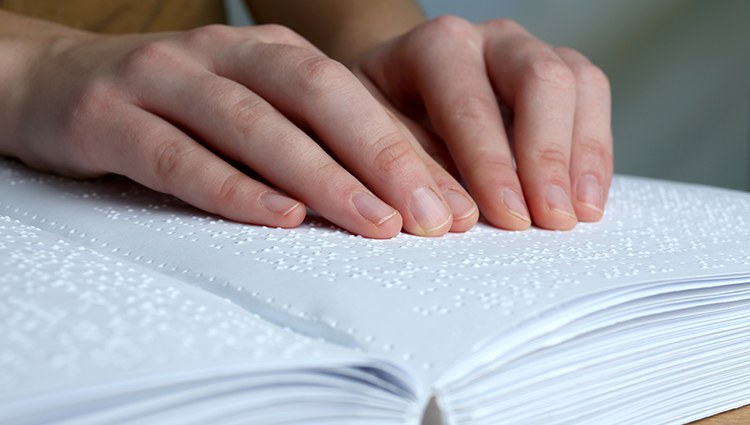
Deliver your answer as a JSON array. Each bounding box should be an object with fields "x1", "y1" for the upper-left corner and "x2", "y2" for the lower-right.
[
  {"x1": 435, "y1": 281, "x2": 750, "y2": 425},
  {"x1": 0, "y1": 214, "x2": 418, "y2": 424},
  {"x1": 2, "y1": 158, "x2": 750, "y2": 393}
]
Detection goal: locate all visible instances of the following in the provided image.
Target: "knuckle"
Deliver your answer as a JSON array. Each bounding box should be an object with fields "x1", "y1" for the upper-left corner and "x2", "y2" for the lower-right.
[
  {"x1": 308, "y1": 157, "x2": 351, "y2": 192},
  {"x1": 480, "y1": 155, "x2": 518, "y2": 175},
  {"x1": 526, "y1": 56, "x2": 576, "y2": 90},
  {"x1": 427, "y1": 15, "x2": 475, "y2": 38},
  {"x1": 295, "y1": 54, "x2": 350, "y2": 95},
  {"x1": 213, "y1": 172, "x2": 247, "y2": 208},
  {"x1": 464, "y1": 150, "x2": 517, "y2": 178},
  {"x1": 256, "y1": 24, "x2": 307, "y2": 46},
  {"x1": 371, "y1": 132, "x2": 415, "y2": 174},
  {"x1": 451, "y1": 94, "x2": 498, "y2": 126},
  {"x1": 415, "y1": 15, "x2": 479, "y2": 54},
  {"x1": 576, "y1": 135, "x2": 613, "y2": 164},
  {"x1": 70, "y1": 80, "x2": 116, "y2": 126},
  {"x1": 65, "y1": 81, "x2": 124, "y2": 173},
  {"x1": 529, "y1": 144, "x2": 570, "y2": 170},
  {"x1": 311, "y1": 158, "x2": 342, "y2": 181},
  {"x1": 403, "y1": 15, "x2": 481, "y2": 63},
  {"x1": 576, "y1": 62, "x2": 610, "y2": 92},
  {"x1": 151, "y1": 139, "x2": 195, "y2": 187},
  {"x1": 226, "y1": 95, "x2": 270, "y2": 131},
  {"x1": 185, "y1": 24, "x2": 237, "y2": 46},
  {"x1": 554, "y1": 46, "x2": 583, "y2": 59},
  {"x1": 67, "y1": 81, "x2": 117, "y2": 155},
  {"x1": 118, "y1": 41, "x2": 180, "y2": 77},
  {"x1": 485, "y1": 18, "x2": 525, "y2": 34}
]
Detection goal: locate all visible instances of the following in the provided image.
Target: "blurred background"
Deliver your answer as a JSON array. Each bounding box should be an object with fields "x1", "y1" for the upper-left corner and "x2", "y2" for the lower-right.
[{"x1": 226, "y1": 0, "x2": 750, "y2": 192}]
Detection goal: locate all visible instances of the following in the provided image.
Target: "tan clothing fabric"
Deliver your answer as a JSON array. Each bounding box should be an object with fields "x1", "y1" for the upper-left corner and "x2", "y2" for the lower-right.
[{"x1": 0, "y1": 0, "x2": 226, "y2": 33}]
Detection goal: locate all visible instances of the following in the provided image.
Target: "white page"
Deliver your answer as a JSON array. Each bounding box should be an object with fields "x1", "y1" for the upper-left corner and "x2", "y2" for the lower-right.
[
  {"x1": 0, "y1": 214, "x2": 417, "y2": 424},
  {"x1": 2, "y1": 158, "x2": 750, "y2": 395}
]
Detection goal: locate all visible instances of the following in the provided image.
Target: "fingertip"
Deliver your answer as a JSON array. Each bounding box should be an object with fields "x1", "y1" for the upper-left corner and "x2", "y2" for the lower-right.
[
  {"x1": 365, "y1": 211, "x2": 403, "y2": 239},
  {"x1": 575, "y1": 205, "x2": 603, "y2": 223},
  {"x1": 411, "y1": 216, "x2": 452, "y2": 237},
  {"x1": 269, "y1": 211, "x2": 307, "y2": 228},
  {"x1": 443, "y1": 189, "x2": 479, "y2": 233},
  {"x1": 480, "y1": 188, "x2": 531, "y2": 231},
  {"x1": 530, "y1": 212, "x2": 577, "y2": 231},
  {"x1": 530, "y1": 185, "x2": 578, "y2": 230},
  {"x1": 573, "y1": 174, "x2": 605, "y2": 222},
  {"x1": 406, "y1": 186, "x2": 453, "y2": 237},
  {"x1": 500, "y1": 189, "x2": 531, "y2": 228},
  {"x1": 351, "y1": 191, "x2": 403, "y2": 239},
  {"x1": 258, "y1": 191, "x2": 307, "y2": 228},
  {"x1": 261, "y1": 191, "x2": 301, "y2": 216},
  {"x1": 540, "y1": 213, "x2": 578, "y2": 231}
]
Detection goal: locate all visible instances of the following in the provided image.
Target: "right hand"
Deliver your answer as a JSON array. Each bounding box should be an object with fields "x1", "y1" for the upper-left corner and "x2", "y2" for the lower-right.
[{"x1": 2, "y1": 21, "x2": 478, "y2": 238}]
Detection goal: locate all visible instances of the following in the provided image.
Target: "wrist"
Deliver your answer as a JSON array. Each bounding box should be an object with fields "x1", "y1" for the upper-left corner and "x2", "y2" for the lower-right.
[
  {"x1": 324, "y1": 1, "x2": 425, "y2": 67},
  {"x1": 0, "y1": 11, "x2": 95, "y2": 157},
  {"x1": 246, "y1": 0, "x2": 425, "y2": 67}
]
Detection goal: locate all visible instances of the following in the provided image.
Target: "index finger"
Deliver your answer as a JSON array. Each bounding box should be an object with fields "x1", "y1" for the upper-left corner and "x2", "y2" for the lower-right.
[{"x1": 214, "y1": 37, "x2": 455, "y2": 236}]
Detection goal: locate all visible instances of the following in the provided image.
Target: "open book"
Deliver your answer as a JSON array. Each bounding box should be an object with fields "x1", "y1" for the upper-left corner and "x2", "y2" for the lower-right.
[{"x1": 2, "y1": 156, "x2": 750, "y2": 425}]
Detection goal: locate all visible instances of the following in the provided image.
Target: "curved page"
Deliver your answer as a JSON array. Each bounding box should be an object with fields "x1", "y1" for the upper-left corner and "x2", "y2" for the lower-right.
[
  {"x1": 0, "y1": 214, "x2": 417, "y2": 425},
  {"x1": 2, "y1": 159, "x2": 750, "y2": 424}
]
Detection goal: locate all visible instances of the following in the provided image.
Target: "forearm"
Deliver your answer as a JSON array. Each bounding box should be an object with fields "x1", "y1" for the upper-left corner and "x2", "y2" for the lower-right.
[
  {"x1": 0, "y1": 10, "x2": 90, "y2": 84},
  {"x1": 244, "y1": 0, "x2": 425, "y2": 67},
  {"x1": 0, "y1": 10, "x2": 93, "y2": 157}
]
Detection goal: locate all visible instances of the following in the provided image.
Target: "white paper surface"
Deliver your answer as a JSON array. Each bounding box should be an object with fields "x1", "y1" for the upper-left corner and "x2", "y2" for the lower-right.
[
  {"x1": 0, "y1": 213, "x2": 416, "y2": 424},
  {"x1": 2, "y1": 158, "x2": 750, "y2": 424}
]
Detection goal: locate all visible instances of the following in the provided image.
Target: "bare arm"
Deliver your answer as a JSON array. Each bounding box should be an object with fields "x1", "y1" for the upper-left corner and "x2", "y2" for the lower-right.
[
  {"x1": 0, "y1": 12, "x2": 92, "y2": 161},
  {"x1": 245, "y1": 0, "x2": 425, "y2": 66}
]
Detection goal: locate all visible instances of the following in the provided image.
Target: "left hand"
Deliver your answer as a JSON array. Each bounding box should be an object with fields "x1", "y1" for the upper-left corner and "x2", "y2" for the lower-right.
[{"x1": 351, "y1": 15, "x2": 613, "y2": 231}]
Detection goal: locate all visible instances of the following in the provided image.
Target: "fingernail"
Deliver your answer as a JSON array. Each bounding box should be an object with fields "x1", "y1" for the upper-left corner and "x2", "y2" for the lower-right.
[
  {"x1": 501, "y1": 189, "x2": 530, "y2": 222},
  {"x1": 411, "y1": 187, "x2": 451, "y2": 233},
  {"x1": 352, "y1": 191, "x2": 398, "y2": 226},
  {"x1": 546, "y1": 185, "x2": 577, "y2": 219},
  {"x1": 442, "y1": 190, "x2": 476, "y2": 220},
  {"x1": 576, "y1": 174, "x2": 603, "y2": 213},
  {"x1": 261, "y1": 192, "x2": 300, "y2": 216}
]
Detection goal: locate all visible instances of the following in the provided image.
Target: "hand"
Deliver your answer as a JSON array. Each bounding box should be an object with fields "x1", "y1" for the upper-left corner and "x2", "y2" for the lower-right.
[
  {"x1": 352, "y1": 16, "x2": 613, "y2": 230},
  {"x1": 2, "y1": 17, "x2": 480, "y2": 238}
]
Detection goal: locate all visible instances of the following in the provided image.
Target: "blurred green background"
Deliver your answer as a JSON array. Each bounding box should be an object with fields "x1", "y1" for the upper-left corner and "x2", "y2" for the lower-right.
[{"x1": 226, "y1": 0, "x2": 750, "y2": 191}]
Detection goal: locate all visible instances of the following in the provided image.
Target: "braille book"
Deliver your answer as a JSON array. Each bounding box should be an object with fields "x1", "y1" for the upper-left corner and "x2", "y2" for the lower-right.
[{"x1": 1, "y1": 156, "x2": 750, "y2": 425}]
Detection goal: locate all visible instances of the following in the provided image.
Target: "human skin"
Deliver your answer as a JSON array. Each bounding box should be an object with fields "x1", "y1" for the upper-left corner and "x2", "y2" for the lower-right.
[
  {"x1": 251, "y1": 0, "x2": 613, "y2": 231},
  {"x1": 0, "y1": 0, "x2": 612, "y2": 238}
]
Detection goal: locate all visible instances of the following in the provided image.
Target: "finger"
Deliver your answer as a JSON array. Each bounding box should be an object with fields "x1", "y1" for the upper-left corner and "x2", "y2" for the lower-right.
[
  {"x1": 87, "y1": 105, "x2": 307, "y2": 228},
  {"x1": 373, "y1": 16, "x2": 532, "y2": 231},
  {"x1": 349, "y1": 67, "x2": 459, "y2": 178},
  {"x1": 355, "y1": 72, "x2": 478, "y2": 232},
  {"x1": 554, "y1": 47, "x2": 613, "y2": 222},
  {"x1": 401, "y1": 118, "x2": 479, "y2": 233},
  {"x1": 121, "y1": 55, "x2": 402, "y2": 239},
  {"x1": 181, "y1": 23, "x2": 326, "y2": 58},
  {"x1": 386, "y1": 107, "x2": 479, "y2": 233},
  {"x1": 483, "y1": 19, "x2": 578, "y2": 230},
  {"x1": 395, "y1": 113, "x2": 459, "y2": 180},
  {"x1": 215, "y1": 43, "x2": 453, "y2": 237}
]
